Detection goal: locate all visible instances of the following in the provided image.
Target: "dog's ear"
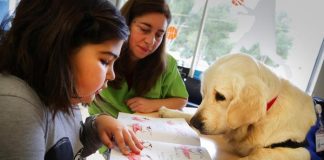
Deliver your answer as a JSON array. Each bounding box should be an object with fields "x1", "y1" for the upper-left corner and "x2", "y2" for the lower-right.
[{"x1": 226, "y1": 76, "x2": 267, "y2": 129}]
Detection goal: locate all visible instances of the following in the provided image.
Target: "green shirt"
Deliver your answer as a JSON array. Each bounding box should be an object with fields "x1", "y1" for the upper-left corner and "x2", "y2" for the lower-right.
[{"x1": 88, "y1": 54, "x2": 189, "y2": 118}]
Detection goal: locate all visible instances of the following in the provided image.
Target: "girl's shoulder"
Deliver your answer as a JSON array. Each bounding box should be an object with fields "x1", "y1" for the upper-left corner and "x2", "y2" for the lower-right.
[{"x1": 0, "y1": 74, "x2": 43, "y2": 107}]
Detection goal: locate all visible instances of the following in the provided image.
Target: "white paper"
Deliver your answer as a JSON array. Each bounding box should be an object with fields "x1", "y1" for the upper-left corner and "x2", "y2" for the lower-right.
[
  {"x1": 109, "y1": 140, "x2": 211, "y2": 160},
  {"x1": 108, "y1": 113, "x2": 211, "y2": 160}
]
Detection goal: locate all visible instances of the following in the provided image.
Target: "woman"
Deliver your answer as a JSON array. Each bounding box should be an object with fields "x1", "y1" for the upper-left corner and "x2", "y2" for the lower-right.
[
  {"x1": 89, "y1": 0, "x2": 189, "y2": 118},
  {"x1": 0, "y1": 0, "x2": 143, "y2": 159}
]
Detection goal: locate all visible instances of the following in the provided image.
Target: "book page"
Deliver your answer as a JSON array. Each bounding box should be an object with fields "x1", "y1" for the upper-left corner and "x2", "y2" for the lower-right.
[
  {"x1": 117, "y1": 112, "x2": 200, "y2": 146},
  {"x1": 109, "y1": 140, "x2": 212, "y2": 160}
]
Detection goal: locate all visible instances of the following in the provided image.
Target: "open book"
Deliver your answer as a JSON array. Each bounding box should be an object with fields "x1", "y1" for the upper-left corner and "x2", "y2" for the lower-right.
[{"x1": 108, "y1": 112, "x2": 212, "y2": 160}]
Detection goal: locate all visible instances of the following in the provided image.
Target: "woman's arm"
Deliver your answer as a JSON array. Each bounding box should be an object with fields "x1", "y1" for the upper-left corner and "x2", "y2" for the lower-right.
[{"x1": 126, "y1": 97, "x2": 187, "y2": 113}]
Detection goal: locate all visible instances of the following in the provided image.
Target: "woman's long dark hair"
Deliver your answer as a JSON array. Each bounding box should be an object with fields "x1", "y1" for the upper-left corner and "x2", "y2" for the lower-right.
[
  {"x1": 110, "y1": 0, "x2": 172, "y2": 96},
  {"x1": 0, "y1": 0, "x2": 129, "y2": 115}
]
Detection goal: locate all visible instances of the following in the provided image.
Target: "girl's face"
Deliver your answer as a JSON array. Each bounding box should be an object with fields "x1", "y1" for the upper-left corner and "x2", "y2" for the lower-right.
[
  {"x1": 71, "y1": 39, "x2": 123, "y2": 104},
  {"x1": 128, "y1": 12, "x2": 168, "y2": 61}
]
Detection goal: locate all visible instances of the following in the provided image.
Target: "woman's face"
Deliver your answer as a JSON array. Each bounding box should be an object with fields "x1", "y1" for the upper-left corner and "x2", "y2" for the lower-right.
[
  {"x1": 128, "y1": 12, "x2": 168, "y2": 61},
  {"x1": 71, "y1": 39, "x2": 123, "y2": 104}
]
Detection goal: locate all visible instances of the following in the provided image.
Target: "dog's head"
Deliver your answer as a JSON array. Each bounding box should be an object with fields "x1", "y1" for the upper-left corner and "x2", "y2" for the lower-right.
[{"x1": 190, "y1": 53, "x2": 276, "y2": 134}]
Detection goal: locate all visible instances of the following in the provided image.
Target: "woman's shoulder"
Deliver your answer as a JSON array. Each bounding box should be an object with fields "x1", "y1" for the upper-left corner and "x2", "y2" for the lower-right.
[
  {"x1": 163, "y1": 54, "x2": 181, "y2": 77},
  {"x1": 166, "y1": 54, "x2": 176, "y2": 62},
  {"x1": 166, "y1": 54, "x2": 178, "y2": 68}
]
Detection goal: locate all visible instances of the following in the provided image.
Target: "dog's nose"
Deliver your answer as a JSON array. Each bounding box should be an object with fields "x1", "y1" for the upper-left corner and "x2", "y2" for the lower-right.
[{"x1": 190, "y1": 114, "x2": 204, "y2": 131}]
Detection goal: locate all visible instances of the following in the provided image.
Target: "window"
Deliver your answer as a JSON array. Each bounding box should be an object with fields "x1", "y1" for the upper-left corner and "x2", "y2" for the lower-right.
[
  {"x1": 0, "y1": 0, "x2": 18, "y2": 21},
  {"x1": 114, "y1": 0, "x2": 127, "y2": 8},
  {"x1": 0, "y1": 0, "x2": 9, "y2": 21},
  {"x1": 166, "y1": 0, "x2": 324, "y2": 93},
  {"x1": 166, "y1": 0, "x2": 206, "y2": 79},
  {"x1": 114, "y1": 0, "x2": 324, "y2": 93}
]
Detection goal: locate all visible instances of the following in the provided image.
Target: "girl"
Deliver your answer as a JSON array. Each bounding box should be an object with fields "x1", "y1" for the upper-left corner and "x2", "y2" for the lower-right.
[{"x1": 0, "y1": 0, "x2": 143, "y2": 159}]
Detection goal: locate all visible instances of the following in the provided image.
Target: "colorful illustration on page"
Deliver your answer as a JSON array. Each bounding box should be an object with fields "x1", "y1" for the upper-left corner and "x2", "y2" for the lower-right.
[
  {"x1": 165, "y1": 120, "x2": 197, "y2": 138},
  {"x1": 175, "y1": 145, "x2": 205, "y2": 159},
  {"x1": 132, "y1": 116, "x2": 151, "y2": 122},
  {"x1": 127, "y1": 152, "x2": 153, "y2": 160},
  {"x1": 166, "y1": 120, "x2": 175, "y2": 125},
  {"x1": 130, "y1": 123, "x2": 152, "y2": 135},
  {"x1": 141, "y1": 141, "x2": 153, "y2": 150}
]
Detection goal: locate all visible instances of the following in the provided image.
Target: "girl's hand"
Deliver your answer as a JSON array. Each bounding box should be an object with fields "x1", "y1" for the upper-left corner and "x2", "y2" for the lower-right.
[
  {"x1": 232, "y1": 0, "x2": 244, "y2": 6},
  {"x1": 95, "y1": 115, "x2": 143, "y2": 155}
]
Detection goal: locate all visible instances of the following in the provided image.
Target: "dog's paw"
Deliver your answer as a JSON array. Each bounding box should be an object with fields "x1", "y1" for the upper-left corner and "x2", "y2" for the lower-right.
[
  {"x1": 158, "y1": 106, "x2": 193, "y2": 123},
  {"x1": 158, "y1": 106, "x2": 177, "y2": 118},
  {"x1": 158, "y1": 106, "x2": 169, "y2": 116}
]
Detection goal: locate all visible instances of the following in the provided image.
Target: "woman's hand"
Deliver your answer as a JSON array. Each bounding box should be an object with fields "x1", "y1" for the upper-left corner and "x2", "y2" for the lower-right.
[
  {"x1": 126, "y1": 97, "x2": 187, "y2": 113},
  {"x1": 94, "y1": 115, "x2": 143, "y2": 155},
  {"x1": 126, "y1": 97, "x2": 158, "y2": 113}
]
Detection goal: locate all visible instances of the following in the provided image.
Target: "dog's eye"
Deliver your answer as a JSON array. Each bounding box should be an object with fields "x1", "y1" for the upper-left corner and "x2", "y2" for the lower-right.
[{"x1": 215, "y1": 92, "x2": 226, "y2": 101}]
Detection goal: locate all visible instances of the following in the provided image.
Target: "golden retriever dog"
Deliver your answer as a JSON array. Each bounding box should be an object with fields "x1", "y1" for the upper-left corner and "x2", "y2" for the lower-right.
[{"x1": 159, "y1": 53, "x2": 316, "y2": 160}]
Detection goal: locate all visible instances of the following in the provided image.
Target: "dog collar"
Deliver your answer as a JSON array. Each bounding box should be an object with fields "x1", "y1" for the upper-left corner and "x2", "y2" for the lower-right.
[{"x1": 266, "y1": 96, "x2": 278, "y2": 111}]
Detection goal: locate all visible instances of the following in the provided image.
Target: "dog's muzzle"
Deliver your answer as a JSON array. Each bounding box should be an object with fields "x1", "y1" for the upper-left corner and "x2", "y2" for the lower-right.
[{"x1": 190, "y1": 114, "x2": 204, "y2": 131}]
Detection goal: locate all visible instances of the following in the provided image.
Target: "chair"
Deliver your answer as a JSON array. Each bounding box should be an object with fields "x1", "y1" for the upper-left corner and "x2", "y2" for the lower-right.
[
  {"x1": 177, "y1": 66, "x2": 190, "y2": 80},
  {"x1": 184, "y1": 77, "x2": 202, "y2": 108}
]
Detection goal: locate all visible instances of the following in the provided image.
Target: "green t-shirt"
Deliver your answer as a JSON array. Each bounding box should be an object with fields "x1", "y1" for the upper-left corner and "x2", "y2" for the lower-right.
[{"x1": 88, "y1": 54, "x2": 189, "y2": 118}]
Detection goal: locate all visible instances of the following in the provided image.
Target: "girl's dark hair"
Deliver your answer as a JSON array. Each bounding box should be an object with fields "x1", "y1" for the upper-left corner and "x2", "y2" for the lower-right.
[
  {"x1": 110, "y1": 0, "x2": 172, "y2": 96},
  {"x1": 0, "y1": 0, "x2": 129, "y2": 115}
]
